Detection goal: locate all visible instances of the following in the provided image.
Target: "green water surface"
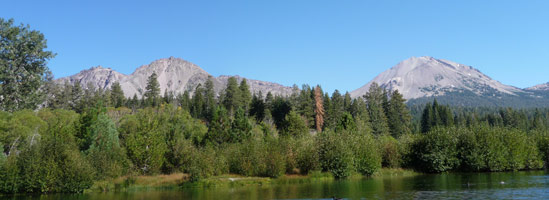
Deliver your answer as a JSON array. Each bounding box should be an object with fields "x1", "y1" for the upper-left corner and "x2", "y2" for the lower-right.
[{"x1": 4, "y1": 171, "x2": 549, "y2": 200}]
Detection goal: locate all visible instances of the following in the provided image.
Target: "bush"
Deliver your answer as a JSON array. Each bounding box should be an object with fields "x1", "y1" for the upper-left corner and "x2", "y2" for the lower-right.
[
  {"x1": 378, "y1": 135, "x2": 400, "y2": 168},
  {"x1": 351, "y1": 133, "x2": 381, "y2": 176},
  {"x1": 296, "y1": 136, "x2": 320, "y2": 175},
  {"x1": 317, "y1": 131, "x2": 354, "y2": 179},
  {"x1": 227, "y1": 138, "x2": 285, "y2": 178},
  {"x1": 410, "y1": 127, "x2": 459, "y2": 173},
  {"x1": 188, "y1": 145, "x2": 228, "y2": 182}
]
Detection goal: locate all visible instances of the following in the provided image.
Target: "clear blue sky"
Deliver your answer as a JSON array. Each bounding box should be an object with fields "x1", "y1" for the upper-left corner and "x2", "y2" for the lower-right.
[{"x1": 2, "y1": 0, "x2": 548, "y2": 93}]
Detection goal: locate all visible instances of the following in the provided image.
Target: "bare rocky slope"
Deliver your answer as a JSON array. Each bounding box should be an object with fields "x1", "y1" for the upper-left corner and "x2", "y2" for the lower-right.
[
  {"x1": 57, "y1": 57, "x2": 293, "y2": 98},
  {"x1": 351, "y1": 56, "x2": 522, "y2": 99},
  {"x1": 351, "y1": 56, "x2": 549, "y2": 107},
  {"x1": 526, "y1": 82, "x2": 549, "y2": 91}
]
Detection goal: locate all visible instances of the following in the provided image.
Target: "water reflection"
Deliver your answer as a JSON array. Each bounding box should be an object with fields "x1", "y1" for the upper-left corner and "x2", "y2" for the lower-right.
[{"x1": 2, "y1": 171, "x2": 549, "y2": 200}]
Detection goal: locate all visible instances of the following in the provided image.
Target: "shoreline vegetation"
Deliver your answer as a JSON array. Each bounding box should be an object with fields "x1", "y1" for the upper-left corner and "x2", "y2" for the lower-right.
[
  {"x1": 87, "y1": 168, "x2": 421, "y2": 193},
  {"x1": 3, "y1": 18, "x2": 549, "y2": 195}
]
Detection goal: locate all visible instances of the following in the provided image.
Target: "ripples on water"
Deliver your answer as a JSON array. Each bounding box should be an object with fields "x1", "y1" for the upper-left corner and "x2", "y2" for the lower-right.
[{"x1": 3, "y1": 171, "x2": 549, "y2": 200}]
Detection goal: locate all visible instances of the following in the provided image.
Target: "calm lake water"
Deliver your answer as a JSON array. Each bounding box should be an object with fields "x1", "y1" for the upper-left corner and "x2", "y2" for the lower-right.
[{"x1": 4, "y1": 171, "x2": 549, "y2": 200}]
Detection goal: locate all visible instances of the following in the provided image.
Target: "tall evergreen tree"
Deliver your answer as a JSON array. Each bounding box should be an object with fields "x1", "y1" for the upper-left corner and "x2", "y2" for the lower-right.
[
  {"x1": 203, "y1": 77, "x2": 216, "y2": 121},
  {"x1": 110, "y1": 82, "x2": 125, "y2": 108},
  {"x1": 223, "y1": 77, "x2": 241, "y2": 114},
  {"x1": 191, "y1": 84, "x2": 204, "y2": 119},
  {"x1": 363, "y1": 82, "x2": 390, "y2": 135},
  {"x1": 387, "y1": 90, "x2": 411, "y2": 137},
  {"x1": 249, "y1": 92, "x2": 266, "y2": 122},
  {"x1": 144, "y1": 72, "x2": 160, "y2": 107},
  {"x1": 239, "y1": 79, "x2": 252, "y2": 113}
]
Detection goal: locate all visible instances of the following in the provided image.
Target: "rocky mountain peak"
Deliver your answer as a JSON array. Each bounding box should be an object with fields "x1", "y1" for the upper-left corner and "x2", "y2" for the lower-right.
[{"x1": 350, "y1": 56, "x2": 521, "y2": 99}]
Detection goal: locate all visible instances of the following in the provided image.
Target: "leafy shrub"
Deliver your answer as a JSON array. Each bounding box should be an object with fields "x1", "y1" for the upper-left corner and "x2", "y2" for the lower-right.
[
  {"x1": 351, "y1": 133, "x2": 381, "y2": 176},
  {"x1": 378, "y1": 135, "x2": 400, "y2": 168},
  {"x1": 410, "y1": 127, "x2": 459, "y2": 173},
  {"x1": 296, "y1": 136, "x2": 320, "y2": 175},
  {"x1": 317, "y1": 131, "x2": 353, "y2": 179}
]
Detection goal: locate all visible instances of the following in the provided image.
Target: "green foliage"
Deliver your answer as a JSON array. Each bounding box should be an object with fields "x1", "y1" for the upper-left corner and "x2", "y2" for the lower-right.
[
  {"x1": 387, "y1": 90, "x2": 412, "y2": 137},
  {"x1": 120, "y1": 108, "x2": 168, "y2": 174},
  {"x1": 410, "y1": 127, "x2": 459, "y2": 173},
  {"x1": 223, "y1": 77, "x2": 241, "y2": 113},
  {"x1": 350, "y1": 133, "x2": 382, "y2": 176},
  {"x1": 231, "y1": 107, "x2": 253, "y2": 142},
  {"x1": 378, "y1": 135, "x2": 401, "y2": 168},
  {"x1": 363, "y1": 83, "x2": 390, "y2": 135},
  {"x1": 144, "y1": 72, "x2": 161, "y2": 107},
  {"x1": 227, "y1": 138, "x2": 285, "y2": 178},
  {"x1": 284, "y1": 110, "x2": 308, "y2": 137},
  {"x1": 317, "y1": 131, "x2": 354, "y2": 179},
  {"x1": 110, "y1": 82, "x2": 125, "y2": 108},
  {"x1": 87, "y1": 114, "x2": 127, "y2": 179},
  {"x1": 296, "y1": 136, "x2": 320, "y2": 174},
  {"x1": 0, "y1": 18, "x2": 56, "y2": 112}
]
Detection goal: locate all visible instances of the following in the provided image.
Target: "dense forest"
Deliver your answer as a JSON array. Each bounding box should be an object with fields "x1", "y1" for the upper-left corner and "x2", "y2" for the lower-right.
[{"x1": 2, "y1": 18, "x2": 549, "y2": 194}]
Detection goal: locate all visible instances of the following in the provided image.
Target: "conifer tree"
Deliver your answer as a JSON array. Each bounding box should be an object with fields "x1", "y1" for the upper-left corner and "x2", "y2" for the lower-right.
[
  {"x1": 363, "y1": 82, "x2": 389, "y2": 135},
  {"x1": 191, "y1": 84, "x2": 204, "y2": 119},
  {"x1": 314, "y1": 86, "x2": 325, "y2": 133},
  {"x1": 223, "y1": 77, "x2": 241, "y2": 114},
  {"x1": 203, "y1": 77, "x2": 216, "y2": 121},
  {"x1": 249, "y1": 92, "x2": 266, "y2": 122},
  {"x1": 387, "y1": 90, "x2": 411, "y2": 137},
  {"x1": 144, "y1": 72, "x2": 160, "y2": 107},
  {"x1": 110, "y1": 82, "x2": 125, "y2": 108},
  {"x1": 239, "y1": 78, "x2": 252, "y2": 113}
]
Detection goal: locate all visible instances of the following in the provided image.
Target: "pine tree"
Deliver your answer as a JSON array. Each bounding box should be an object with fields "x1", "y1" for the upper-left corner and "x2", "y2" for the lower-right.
[
  {"x1": 284, "y1": 110, "x2": 308, "y2": 137},
  {"x1": 203, "y1": 77, "x2": 216, "y2": 121},
  {"x1": 328, "y1": 90, "x2": 344, "y2": 129},
  {"x1": 363, "y1": 82, "x2": 389, "y2": 135},
  {"x1": 421, "y1": 102, "x2": 434, "y2": 133},
  {"x1": 178, "y1": 91, "x2": 191, "y2": 111},
  {"x1": 191, "y1": 84, "x2": 204, "y2": 119},
  {"x1": 239, "y1": 79, "x2": 252, "y2": 113},
  {"x1": 231, "y1": 107, "x2": 252, "y2": 142},
  {"x1": 144, "y1": 72, "x2": 160, "y2": 107},
  {"x1": 313, "y1": 86, "x2": 324, "y2": 133},
  {"x1": 387, "y1": 90, "x2": 411, "y2": 137},
  {"x1": 110, "y1": 82, "x2": 125, "y2": 108},
  {"x1": 223, "y1": 77, "x2": 241, "y2": 114},
  {"x1": 249, "y1": 92, "x2": 266, "y2": 122}
]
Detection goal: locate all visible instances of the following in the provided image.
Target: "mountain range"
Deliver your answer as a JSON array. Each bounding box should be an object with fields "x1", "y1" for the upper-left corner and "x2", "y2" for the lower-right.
[
  {"x1": 57, "y1": 56, "x2": 549, "y2": 108},
  {"x1": 56, "y1": 57, "x2": 294, "y2": 98}
]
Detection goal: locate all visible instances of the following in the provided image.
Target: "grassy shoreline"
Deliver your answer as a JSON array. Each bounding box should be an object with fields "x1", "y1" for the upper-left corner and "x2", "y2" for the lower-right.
[{"x1": 85, "y1": 168, "x2": 420, "y2": 193}]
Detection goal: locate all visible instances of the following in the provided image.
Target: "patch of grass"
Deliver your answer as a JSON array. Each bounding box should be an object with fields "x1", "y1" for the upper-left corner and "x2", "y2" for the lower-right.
[
  {"x1": 373, "y1": 168, "x2": 420, "y2": 178},
  {"x1": 86, "y1": 168, "x2": 420, "y2": 193}
]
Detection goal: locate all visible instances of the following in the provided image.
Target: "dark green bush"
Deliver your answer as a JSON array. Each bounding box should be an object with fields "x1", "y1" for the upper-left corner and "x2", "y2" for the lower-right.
[
  {"x1": 317, "y1": 131, "x2": 353, "y2": 179},
  {"x1": 351, "y1": 133, "x2": 381, "y2": 176},
  {"x1": 296, "y1": 136, "x2": 320, "y2": 175},
  {"x1": 378, "y1": 135, "x2": 400, "y2": 168},
  {"x1": 410, "y1": 127, "x2": 459, "y2": 173}
]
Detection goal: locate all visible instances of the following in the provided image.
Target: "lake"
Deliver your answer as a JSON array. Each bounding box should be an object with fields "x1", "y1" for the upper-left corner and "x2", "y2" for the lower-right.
[{"x1": 3, "y1": 170, "x2": 549, "y2": 200}]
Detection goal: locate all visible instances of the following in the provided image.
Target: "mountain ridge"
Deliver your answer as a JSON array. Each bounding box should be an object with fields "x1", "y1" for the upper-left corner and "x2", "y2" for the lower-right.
[{"x1": 56, "y1": 57, "x2": 294, "y2": 98}]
